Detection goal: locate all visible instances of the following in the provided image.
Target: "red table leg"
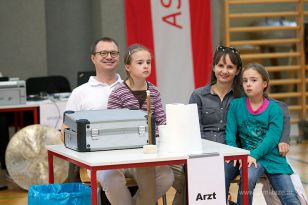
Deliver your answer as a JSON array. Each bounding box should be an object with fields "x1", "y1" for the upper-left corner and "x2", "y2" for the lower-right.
[
  {"x1": 14, "y1": 112, "x2": 18, "y2": 132},
  {"x1": 19, "y1": 112, "x2": 24, "y2": 128},
  {"x1": 241, "y1": 155, "x2": 248, "y2": 205},
  {"x1": 91, "y1": 170, "x2": 97, "y2": 205},
  {"x1": 32, "y1": 107, "x2": 39, "y2": 124},
  {"x1": 225, "y1": 155, "x2": 249, "y2": 205},
  {"x1": 48, "y1": 151, "x2": 54, "y2": 183}
]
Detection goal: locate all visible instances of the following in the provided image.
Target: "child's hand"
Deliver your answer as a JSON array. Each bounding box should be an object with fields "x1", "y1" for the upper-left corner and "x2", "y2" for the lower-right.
[
  {"x1": 278, "y1": 142, "x2": 289, "y2": 156},
  {"x1": 248, "y1": 156, "x2": 257, "y2": 168},
  {"x1": 226, "y1": 160, "x2": 239, "y2": 167}
]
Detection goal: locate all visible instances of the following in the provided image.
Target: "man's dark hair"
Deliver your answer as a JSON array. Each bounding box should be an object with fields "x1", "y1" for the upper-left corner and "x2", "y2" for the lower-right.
[{"x1": 90, "y1": 37, "x2": 119, "y2": 54}]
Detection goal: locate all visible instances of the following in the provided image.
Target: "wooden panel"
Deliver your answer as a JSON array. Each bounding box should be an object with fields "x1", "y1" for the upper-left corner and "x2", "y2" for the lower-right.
[
  {"x1": 231, "y1": 39, "x2": 300, "y2": 46},
  {"x1": 241, "y1": 52, "x2": 300, "y2": 59},
  {"x1": 269, "y1": 92, "x2": 301, "y2": 98},
  {"x1": 266, "y1": 65, "x2": 301, "y2": 72},
  {"x1": 270, "y1": 79, "x2": 301, "y2": 85},
  {"x1": 288, "y1": 105, "x2": 303, "y2": 110},
  {"x1": 230, "y1": 26, "x2": 299, "y2": 32},
  {"x1": 228, "y1": 0, "x2": 299, "y2": 4},
  {"x1": 225, "y1": 0, "x2": 307, "y2": 122},
  {"x1": 290, "y1": 118, "x2": 299, "y2": 123},
  {"x1": 298, "y1": 0, "x2": 306, "y2": 118},
  {"x1": 229, "y1": 11, "x2": 299, "y2": 19}
]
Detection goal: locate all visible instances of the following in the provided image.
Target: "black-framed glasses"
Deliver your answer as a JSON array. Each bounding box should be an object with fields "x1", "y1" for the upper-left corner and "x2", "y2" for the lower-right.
[
  {"x1": 216, "y1": 46, "x2": 239, "y2": 54},
  {"x1": 94, "y1": 50, "x2": 119, "y2": 58}
]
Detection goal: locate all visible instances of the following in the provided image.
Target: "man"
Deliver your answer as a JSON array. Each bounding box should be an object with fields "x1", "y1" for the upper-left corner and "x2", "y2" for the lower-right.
[
  {"x1": 61, "y1": 37, "x2": 123, "y2": 182},
  {"x1": 61, "y1": 37, "x2": 173, "y2": 205}
]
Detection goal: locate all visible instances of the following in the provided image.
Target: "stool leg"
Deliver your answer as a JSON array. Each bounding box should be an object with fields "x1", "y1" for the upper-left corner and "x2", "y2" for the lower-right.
[
  {"x1": 156, "y1": 194, "x2": 167, "y2": 205},
  {"x1": 162, "y1": 194, "x2": 167, "y2": 205}
]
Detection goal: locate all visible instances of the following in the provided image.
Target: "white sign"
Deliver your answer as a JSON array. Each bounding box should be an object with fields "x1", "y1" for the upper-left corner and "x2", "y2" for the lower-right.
[
  {"x1": 39, "y1": 99, "x2": 67, "y2": 129},
  {"x1": 187, "y1": 153, "x2": 226, "y2": 205}
]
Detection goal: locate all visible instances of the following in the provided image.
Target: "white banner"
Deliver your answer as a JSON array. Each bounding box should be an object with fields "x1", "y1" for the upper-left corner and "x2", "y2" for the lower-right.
[
  {"x1": 150, "y1": 0, "x2": 194, "y2": 105},
  {"x1": 125, "y1": 0, "x2": 213, "y2": 105},
  {"x1": 187, "y1": 153, "x2": 226, "y2": 205}
]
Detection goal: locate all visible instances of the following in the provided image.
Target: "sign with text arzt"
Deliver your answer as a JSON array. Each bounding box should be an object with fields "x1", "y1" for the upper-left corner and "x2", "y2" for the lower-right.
[{"x1": 187, "y1": 153, "x2": 226, "y2": 205}]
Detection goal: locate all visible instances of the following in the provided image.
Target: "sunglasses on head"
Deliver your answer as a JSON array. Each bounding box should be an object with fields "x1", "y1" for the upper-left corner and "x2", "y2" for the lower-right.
[{"x1": 216, "y1": 46, "x2": 240, "y2": 54}]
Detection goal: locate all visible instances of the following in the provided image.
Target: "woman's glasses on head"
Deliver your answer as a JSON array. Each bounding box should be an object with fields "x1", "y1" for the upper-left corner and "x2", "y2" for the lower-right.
[{"x1": 216, "y1": 46, "x2": 239, "y2": 54}]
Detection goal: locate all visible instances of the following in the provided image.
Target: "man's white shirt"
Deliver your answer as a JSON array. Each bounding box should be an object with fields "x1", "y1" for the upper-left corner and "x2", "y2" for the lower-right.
[{"x1": 65, "y1": 74, "x2": 122, "y2": 111}]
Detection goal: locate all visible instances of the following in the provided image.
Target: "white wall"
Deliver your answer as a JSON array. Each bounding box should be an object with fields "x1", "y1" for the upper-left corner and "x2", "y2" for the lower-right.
[{"x1": 0, "y1": 0, "x2": 218, "y2": 89}]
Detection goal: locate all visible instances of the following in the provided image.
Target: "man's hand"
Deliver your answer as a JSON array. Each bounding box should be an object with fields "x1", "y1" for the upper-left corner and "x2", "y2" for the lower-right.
[
  {"x1": 278, "y1": 142, "x2": 290, "y2": 156},
  {"x1": 60, "y1": 124, "x2": 69, "y2": 143}
]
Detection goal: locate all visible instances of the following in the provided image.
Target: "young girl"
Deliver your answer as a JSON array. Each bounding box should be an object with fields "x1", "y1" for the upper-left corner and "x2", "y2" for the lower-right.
[
  {"x1": 108, "y1": 44, "x2": 165, "y2": 128},
  {"x1": 226, "y1": 63, "x2": 300, "y2": 205},
  {"x1": 106, "y1": 44, "x2": 174, "y2": 205}
]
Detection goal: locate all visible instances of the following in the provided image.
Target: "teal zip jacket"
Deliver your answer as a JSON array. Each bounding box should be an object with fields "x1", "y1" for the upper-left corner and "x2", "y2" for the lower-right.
[{"x1": 226, "y1": 97, "x2": 293, "y2": 174}]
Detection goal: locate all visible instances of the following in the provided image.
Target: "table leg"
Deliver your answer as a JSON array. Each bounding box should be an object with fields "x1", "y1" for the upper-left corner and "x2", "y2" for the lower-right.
[
  {"x1": 48, "y1": 151, "x2": 54, "y2": 183},
  {"x1": 33, "y1": 107, "x2": 39, "y2": 124},
  {"x1": 14, "y1": 112, "x2": 18, "y2": 132},
  {"x1": 91, "y1": 170, "x2": 97, "y2": 205},
  {"x1": 19, "y1": 112, "x2": 24, "y2": 128},
  {"x1": 242, "y1": 155, "x2": 248, "y2": 205}
]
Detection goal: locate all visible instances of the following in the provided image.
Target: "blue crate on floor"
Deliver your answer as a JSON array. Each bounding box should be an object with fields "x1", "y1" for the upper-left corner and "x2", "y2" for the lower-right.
[{"x1": 28, "y1": 183, "x2": 91, "y2": 205}]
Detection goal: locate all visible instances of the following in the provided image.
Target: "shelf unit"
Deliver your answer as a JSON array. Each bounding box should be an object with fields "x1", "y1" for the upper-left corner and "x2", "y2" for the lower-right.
[{"x1": 224, "y1": 0, "x2": 308, "y2": 123}]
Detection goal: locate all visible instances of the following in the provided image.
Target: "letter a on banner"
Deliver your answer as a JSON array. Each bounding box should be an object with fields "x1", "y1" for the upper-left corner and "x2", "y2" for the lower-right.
[{"x1": 187, "y1": 153, "x2": 226, "y2": 205}]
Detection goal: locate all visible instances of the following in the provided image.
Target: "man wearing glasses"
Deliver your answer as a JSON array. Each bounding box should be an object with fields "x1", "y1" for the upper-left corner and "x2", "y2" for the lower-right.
[
  {"x1": 62, "y1": 36, "x2": 122, "y2": 115},
  {"x1": 61, "y1": 36, "x2": 122, "y2": 193},
  {"x1": 62, "y1": 37, "x2": 122, "y2": 142}
]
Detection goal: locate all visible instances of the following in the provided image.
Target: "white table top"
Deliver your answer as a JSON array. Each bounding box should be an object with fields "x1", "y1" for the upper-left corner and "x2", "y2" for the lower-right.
[
  {"x1": 47, "y1": 140, "x2": 249, "y2": 167},
  {"x1": 0, "y1": 102, "x2": 39, "y2": 109},
  {"x1": 203, "y1": 140, "x2": 249, "y2": 156},
  {"x1": 0, "y1": 97, "x2": 69, "y2": 110}
]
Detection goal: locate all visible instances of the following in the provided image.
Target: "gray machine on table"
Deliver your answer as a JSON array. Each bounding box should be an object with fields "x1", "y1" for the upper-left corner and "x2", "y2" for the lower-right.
[
  {"x1": 64, "y1": 109, "x2": 154, "y2": 152},
  {"x1": 0, "y1": 80, "x2": 26, "y2": 106}
]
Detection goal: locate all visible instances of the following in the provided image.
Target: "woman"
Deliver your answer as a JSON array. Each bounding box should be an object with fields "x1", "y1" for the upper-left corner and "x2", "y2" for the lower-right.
[
  {"x1": 189, "y1": 46, "x2": 242, "y2": 143},
  {"x1": 171, "y1": 46, "x2": 243, "y2": 205}
]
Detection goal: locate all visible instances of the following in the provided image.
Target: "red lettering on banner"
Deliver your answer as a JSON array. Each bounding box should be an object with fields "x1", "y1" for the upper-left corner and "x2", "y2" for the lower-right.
[
  {"x1": 161, "y1": 0, "x2": 172, "y2": 8},
  {"x1": 177, "y1": 0, "x2": 181, "y2": 9},
  {"x1": 162, "y1": 12, "x2": 183, "y2": 29},
  {"x1": 161, "y1": 0, "x2": 181, "y2": 9},
  {"x1": 160, "y1": 0, "x2": 182, "y2": 29}
]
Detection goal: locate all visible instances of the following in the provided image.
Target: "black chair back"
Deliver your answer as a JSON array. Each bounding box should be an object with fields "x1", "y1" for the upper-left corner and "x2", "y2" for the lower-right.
[
  {"x1": 26, "y1": 75, "x2": 71, "y2": 96},
  {"x1": 0, "y1": 76, "x2": 9, "y2": 81},
  {"x1": 77, "y1": 71, "x2": 96, "y2": 86}
]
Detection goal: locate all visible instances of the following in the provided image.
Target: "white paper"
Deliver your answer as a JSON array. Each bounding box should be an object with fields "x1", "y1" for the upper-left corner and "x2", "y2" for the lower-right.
[
  {"x1": 159, "y1": 103, "x2": 202, "y2": 154},
  {"x1": 187, "y1": 154, "x2": 226, "y2": 205},
  {"x1": 39, "y1": 100, "x2": 67, "y2": 129}
]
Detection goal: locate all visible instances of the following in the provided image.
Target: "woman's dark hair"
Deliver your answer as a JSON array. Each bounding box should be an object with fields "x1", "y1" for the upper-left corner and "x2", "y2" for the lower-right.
[{"x1": 210, "y1": 46, "x2": 243, "y2": 97}]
